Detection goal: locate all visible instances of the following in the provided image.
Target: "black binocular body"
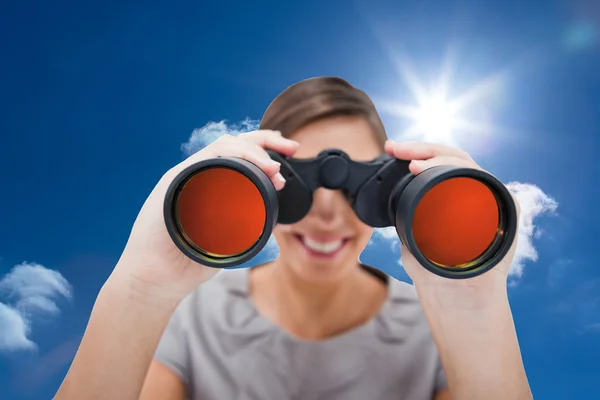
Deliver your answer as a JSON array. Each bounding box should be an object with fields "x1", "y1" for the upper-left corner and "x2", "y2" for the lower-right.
[{"x1": 164, "y1": 148, "x2": 517, "y2": 279}]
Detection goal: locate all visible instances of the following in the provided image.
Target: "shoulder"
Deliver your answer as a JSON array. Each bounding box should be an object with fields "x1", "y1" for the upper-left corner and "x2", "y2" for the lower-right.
[
  {"x1": 375, "y1": 275, "x2": 434, "y2": 344},
  {"x1": 387, "y1": 276, "x2": 422, "y2": 312},
  {"x1": 375, "y1": 275, "x2": 446, "y2": 382},
  {"x1": 363, "y1": 264, "x2": 420, "y2": 307},
  {"x1": 171, "y1": 268, "x2": 254, "y2": 329}
]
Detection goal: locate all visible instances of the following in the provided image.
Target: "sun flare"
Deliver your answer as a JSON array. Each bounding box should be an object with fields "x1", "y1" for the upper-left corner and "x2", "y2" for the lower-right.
[
  {"x1": 413, "y1": 94, "x2": 459, "y2": 142},
  {"x1": 375, "y1": 48, "x2": 507, "y2": 149}
]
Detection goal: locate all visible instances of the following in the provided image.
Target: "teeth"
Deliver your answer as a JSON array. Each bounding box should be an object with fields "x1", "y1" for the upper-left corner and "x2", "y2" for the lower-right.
[{"x1": 302, "y1": 237, "x2": 343, "y2": 254}]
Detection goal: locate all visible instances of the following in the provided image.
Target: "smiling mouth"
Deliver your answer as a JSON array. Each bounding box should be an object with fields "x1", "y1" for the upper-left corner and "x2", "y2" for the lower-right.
[{"x1": 294, "y1": 234, "x2": 350, "y2": 258}]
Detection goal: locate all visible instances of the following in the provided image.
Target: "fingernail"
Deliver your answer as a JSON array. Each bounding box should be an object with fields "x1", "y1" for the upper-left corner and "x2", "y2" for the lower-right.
[
  {"x1": 275, "y1": 173, "x2": 286, "y2": 184},
  {"x1": 270, "y1": 159, "x2": 281, "y2": 166}
]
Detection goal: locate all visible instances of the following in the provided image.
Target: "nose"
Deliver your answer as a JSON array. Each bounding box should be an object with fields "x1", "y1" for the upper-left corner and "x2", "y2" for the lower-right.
[{"x1": 309, "y1": 188, "x2": 347, "y2": 223}]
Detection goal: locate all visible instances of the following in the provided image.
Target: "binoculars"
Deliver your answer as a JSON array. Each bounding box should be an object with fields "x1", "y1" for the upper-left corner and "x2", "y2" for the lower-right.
[{"x1": 163, "y1": 148, "x2": 517, "y2": 279}]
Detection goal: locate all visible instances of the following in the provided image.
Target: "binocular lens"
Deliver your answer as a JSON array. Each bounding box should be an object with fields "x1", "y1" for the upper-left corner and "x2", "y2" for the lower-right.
[
  {"x1": 411, "y1": 177, "x2": 501, "y2": 268},
  {"x1": 175, "y1": 167, "x2": 266, "y2": 258}
]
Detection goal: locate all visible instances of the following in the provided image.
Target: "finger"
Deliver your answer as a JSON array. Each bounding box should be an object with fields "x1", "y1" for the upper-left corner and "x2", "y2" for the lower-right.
[
  {"x1": 180, "y1": 138, "x2": 286, "y2": 191},
  {"x1": 245, "y1": 153, "x2": 286, "y2": 191},
  {"x1": 409, "y1": 155, "x2": 481, "y2": 175},
  {"x1": 240, "y1": 130, "x2": 299, "y2": 156},
  {"x1": 238, "y1": 147, "x2": 282, "y2": 176},
  {"x1": 261, "y1": 134, "x2": 300, "y2": 157},
  {"x1": 218, "y1": 142, "x2": 286, "y2": 190},
  {"x1": 385, "y1": 140, "x2": 473, "y2": 162},
  {"x1": 239, "y1": 129, "x2": 282, "y2": 137}
]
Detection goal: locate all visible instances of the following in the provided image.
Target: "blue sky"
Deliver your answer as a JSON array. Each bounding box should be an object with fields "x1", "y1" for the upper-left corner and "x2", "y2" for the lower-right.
[{"x1": 1, "y1": 0, "x2": 599, "y2": 398}]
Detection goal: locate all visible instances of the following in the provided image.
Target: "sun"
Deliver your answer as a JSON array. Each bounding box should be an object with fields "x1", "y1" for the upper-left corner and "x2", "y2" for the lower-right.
[
  {"x1": 375, "y1": 50, "x2": 505, "y2": 148},
  {"x1": 413, "y1": 94, "x2": 459, "y2": 143}
]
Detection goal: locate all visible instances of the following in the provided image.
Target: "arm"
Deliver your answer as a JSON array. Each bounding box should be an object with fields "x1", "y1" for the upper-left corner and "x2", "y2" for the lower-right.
[
  {"x1": 383, "y1": 140, "x2": 532, "y2": 399},
  {"x1": 53, "y1": 267, "x2": 186, "y2": 400},
  {"x1": 52, "y1": 130, "x2": 296, "y2": 400},
  {"x1": 417, "y1": 277, "x2": 532, "y2": 400}
]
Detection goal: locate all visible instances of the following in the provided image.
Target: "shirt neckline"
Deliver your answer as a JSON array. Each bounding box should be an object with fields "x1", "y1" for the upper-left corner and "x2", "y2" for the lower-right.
[{"x1": 224, "y1": 264, "x2": 401, "y2": 346}]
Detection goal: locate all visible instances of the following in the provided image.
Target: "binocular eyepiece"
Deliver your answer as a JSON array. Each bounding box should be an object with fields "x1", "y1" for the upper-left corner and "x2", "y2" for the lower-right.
[{"x1": 163, "y1": 149, "x2": 517, "y2": 279}]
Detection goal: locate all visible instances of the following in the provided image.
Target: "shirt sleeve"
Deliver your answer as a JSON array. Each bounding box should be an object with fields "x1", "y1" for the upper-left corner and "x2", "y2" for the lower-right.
[
  {"x1": 434, "y1": 354, "x2": 448, "y2": 393},
  {"x1": 154, "y1": 297, "x2": 192, "y2": 386}
]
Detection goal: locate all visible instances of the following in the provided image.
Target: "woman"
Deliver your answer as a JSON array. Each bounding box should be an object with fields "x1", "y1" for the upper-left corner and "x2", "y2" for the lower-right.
[{"x1": 54, "y1": 77, "x2": 532, "y2": 400}]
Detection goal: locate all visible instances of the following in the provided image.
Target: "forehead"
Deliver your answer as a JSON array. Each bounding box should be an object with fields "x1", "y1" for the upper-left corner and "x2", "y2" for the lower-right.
[{"x1": 289, "y1": 116, "x2": 383, "y2": 161}]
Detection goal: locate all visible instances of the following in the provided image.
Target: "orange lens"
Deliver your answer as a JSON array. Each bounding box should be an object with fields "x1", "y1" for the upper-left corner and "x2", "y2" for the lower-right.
[
  {"x1": 176, "y1": 167, "x2": 266, "y2": 257},
  {"x1": 411, "y1": 177, "x2": 499, "y2": 267}
]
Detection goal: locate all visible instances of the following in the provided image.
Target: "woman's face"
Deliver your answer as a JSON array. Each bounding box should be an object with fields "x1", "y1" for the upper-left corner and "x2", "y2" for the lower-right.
[{"x1": 273, "y1": 115, "x2": 384, "y2": 284}]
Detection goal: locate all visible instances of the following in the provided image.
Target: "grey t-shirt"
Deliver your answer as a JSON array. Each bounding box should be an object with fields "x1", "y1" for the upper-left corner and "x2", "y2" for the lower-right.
[{"x1": 154, "y1": 266, "x2": 447, "y2": 400}]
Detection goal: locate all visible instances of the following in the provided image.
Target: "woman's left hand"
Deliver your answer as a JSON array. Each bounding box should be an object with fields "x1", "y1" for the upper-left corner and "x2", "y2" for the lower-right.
[{"x1": 384, "y1": 140, "x2": 521, "y2": 290}]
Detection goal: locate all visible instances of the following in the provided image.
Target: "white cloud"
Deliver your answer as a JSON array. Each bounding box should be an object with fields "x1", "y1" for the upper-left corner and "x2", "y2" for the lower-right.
[
  {"x1": 0, "y1": 302, "x2": 34, "y2": 351},
  {"x1": 0, "y1": 262, "x2": 72, "y2": 353},
  {"x1": 371, "y1": 227, "x2": 400, "y2": 253},
  {"x1": 181, "y1": 118, "x2": 260, "y2": 156},
  {"x1": 505, "y1": 182, "x2": 558, "y2": 278}
]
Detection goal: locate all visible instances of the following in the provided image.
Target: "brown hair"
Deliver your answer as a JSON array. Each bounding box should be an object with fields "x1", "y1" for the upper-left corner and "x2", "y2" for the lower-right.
[{"x1": 259, "y1": 77, "x2": 388, "y2": 148}]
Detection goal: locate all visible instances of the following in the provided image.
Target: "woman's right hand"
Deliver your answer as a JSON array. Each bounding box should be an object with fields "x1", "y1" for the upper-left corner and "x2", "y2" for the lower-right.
[{"x1": 112, "y1": 129, "x2": 299, "y2": 301}]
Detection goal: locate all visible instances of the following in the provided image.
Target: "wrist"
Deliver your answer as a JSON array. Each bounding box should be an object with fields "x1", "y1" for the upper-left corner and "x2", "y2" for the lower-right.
[
  {"x1": 413, "y1": 271, "x2": 530, "y2": 400},
  {"x1": 103, "y1": 265, "x2": 187, "y2": 314},
  {"x1": 414, "y1": 270, "x2": 509, "y2": 313}
]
